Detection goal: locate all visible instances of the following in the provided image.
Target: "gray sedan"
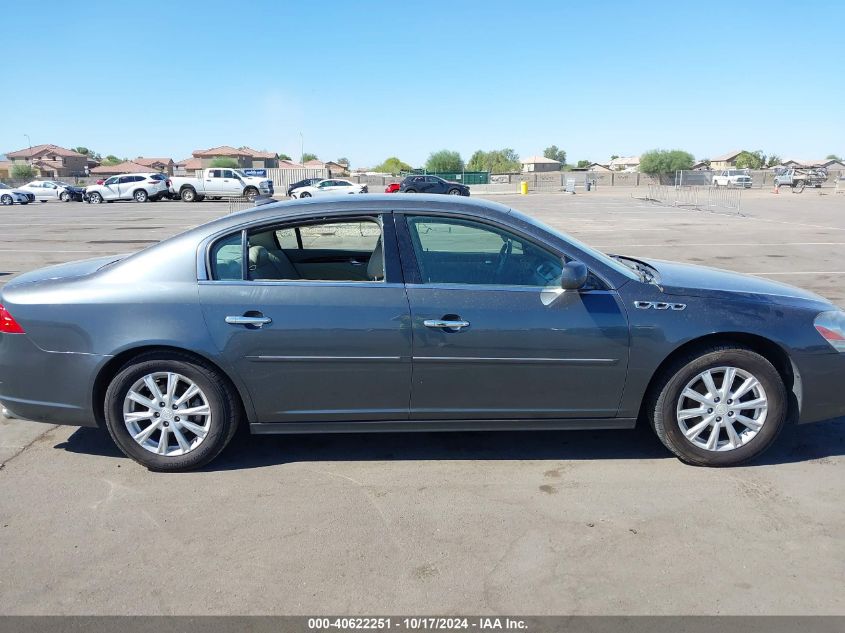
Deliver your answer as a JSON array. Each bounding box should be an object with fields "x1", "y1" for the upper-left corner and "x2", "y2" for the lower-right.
[{"x1": 1, "y1": 195, "x2": 844, "y2": 471}]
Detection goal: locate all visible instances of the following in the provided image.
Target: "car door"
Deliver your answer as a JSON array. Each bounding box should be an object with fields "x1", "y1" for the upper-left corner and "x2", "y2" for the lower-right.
[
  {"x1": 115, "y1": 175, "x2": 136, "y2": 199},
  {"x1": 204, "y1": 169, "x2": 225, "y2": 195},
  {"x1": 313, "y1": 180, "x2": 335, "y2": 196},
  {"x1": 398, "y1": 213, "x2": 630, "y2": 421},
  {"x1": 424, "y1": 176, "x2": 444, "y2": 193},
  {"x1": 221, "y1": 169, "x2": 242, "y2": 196},
  {"x1": 100, "y1": 176, "x2": 121, "y2": 200},
  {"x1": 198, "y1": 211, "x2": 412, "y2": 424}
]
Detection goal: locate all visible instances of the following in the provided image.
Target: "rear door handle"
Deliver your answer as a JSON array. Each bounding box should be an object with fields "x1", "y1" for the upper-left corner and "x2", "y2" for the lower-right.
[
  {"x1": 225, "y1": 315, "x2": 272, "y2": 327},
  {"x1": 424, "y1": 319, "x2": 470, "y2": 330}
]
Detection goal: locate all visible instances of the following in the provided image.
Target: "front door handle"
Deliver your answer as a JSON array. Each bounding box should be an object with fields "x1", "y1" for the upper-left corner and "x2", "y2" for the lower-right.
[
  {"x1": 225, "y1": 314, "x2": 272, "y2": 328},
  {"x1": 424, "y1": 319, "x2": 470, "y2": 330}
]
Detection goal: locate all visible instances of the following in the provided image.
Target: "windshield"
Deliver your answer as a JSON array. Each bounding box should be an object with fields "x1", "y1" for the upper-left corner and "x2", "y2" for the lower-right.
[
  {"x1": 508, "y1": 208, "x2": 640, "y2": 280},
  {"x1": 233, "y1": 170, "x2": 246, "y2": 178}
]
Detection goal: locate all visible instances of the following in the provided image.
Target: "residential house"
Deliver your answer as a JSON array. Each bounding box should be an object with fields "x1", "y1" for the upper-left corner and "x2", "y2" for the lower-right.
[
  {"x1": 0, "y1": 161, "x2": 11, "y2": 179},
  {"x1": 303, "y1": 159, "x2": 348, "y2": 176},
  {"x1": 133, "y1": 157, "x2": 175, "y2": 175},
  {"x1": 5, "y1": 144, "x2": 88, "y2": 177},
  {"x1": 278, "y1": 160, "x2": 305, "y2": 169},
  {"x1": 90, "y1": 160, "x2": 158, "y2": 177},
  {"x1": 608, "y1": 156, "x2": 640, "y2": 172},
  {"x1": 691, "y1": 161, "x2": 711, "y2": 171},
  {"x1": 587, "y1": 163, "x2": 613, "y2": 172},
  {"x1": 781, "y1": 158, "x2": 845, "y2": 170},
  {"x1": 709, "y1": 150, "x2": 744, "y2": 171},
  {"x1": 191, "y1": 146, "x2": 279, "y2": 169},
  {"x1": 521, "y1": 156, "x2": 561, "y2": 173},
  {"x1": 174, "y1": 157, "x2": 203, "y2": 175}
]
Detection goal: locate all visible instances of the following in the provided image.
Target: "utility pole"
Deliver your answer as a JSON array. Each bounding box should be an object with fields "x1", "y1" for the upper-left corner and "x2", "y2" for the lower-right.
[
  {"x1": 299, "y1": 132, "x2": 304, "y2": 164},
  {"x1": 24, "y1": 134, "x2": 32, "y2": 165}
]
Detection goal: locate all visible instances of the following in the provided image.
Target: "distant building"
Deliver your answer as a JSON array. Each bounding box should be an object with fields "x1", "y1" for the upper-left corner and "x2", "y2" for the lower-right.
[
  {"x1": 691, "y1": 161, "x2": 711, "y2": 171},
  {"x1": 303, "y1": 159, "x2": 348, "y2": 176},
  {"x1": 521, "y1": 156, "x2": 561, "y2": 173},
  {"x1": 174, "y1": 157, "x2": 203, "y2": 175},
  {"x1": 5, "y1": 144, "x2": 88, "y2": 178},
  {"x1": 133, "y1": 157, "x2": 175, "y2": 175},
  {"x1": 90, "y1": 161, "x2": 158, "y2": 176},
  {"x1": 191, "y1": 146, "x2": 278, "y2": 169},
  {"x1": 588, "y1": 163, "x2": 613, "y2": 172},
  {"x1": 709, "y1": 150, "x2": 744, "y2": 170},
  {"x1": 608, "y1": 156, "x2": 640, "y2": 172},
  {"x1": 780, "y1": 158, "x2": 845, "y2": 170}
]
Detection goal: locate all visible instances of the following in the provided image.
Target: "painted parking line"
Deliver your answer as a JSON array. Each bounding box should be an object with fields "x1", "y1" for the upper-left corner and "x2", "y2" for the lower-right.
[
  {"x1": 593, "y1": 242, "x2": 845, "y2": 248},
  {"x1": 749, "y1": 271, "x2": 845, "y2": 276}
]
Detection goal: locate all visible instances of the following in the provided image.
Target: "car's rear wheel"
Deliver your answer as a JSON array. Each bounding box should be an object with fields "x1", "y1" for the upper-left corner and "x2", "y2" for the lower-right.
[
  {"x1": 88, "y1": 192, "x2": 103, "y2": 204},
  {"x1": 648, "y1": 345, "x2": 786, "y2": 466},
  {"x1": 134, "y1": 189, "x2": 148, "y2": 203},
  {"x1": 60, "y1": 191, "x2": 70, "y2": 202},
  {"x1": 180, "y1": 188, "x2": 197, "y2": 202},
  {"x1": 404, "y1": 189, "x2": 417, "y2": 193},
  {"x1": 0, "y1": 194, "x2": 12, "y2": 206},
  {"x1": 104, "y1": 353, "x2": 240, "y2": 471},
  {"x1": 299, "y1": 191, "x2": 311, "y2": 198}
]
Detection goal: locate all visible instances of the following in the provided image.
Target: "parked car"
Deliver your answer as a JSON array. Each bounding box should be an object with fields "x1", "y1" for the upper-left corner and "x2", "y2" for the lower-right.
[
  {"x1": 2, "y1": 195, "x2": 844, "y2": 472},
  {"x1": 0, "y1": 183, "x2": 34, "y2": 205},
  {"x1": 385, "y1": 183, "x2": 400, "y2": 193},
  {"x1": 774, "y1": 167, "x2": 827, "y2": 191},
  {"x1": 287, "y1": 177, "x2": 324, "y2": 197},
  {"x1": 84, "y1": 173, "x2": 170, "y2": 204},
  {"x1": 169, "y1": 168, "x2": 274, "y2": 202},
  {"x1": 711, "y1": 170, "x2": 752, "y2": 188},
  {"x1": 400, "y1": 175, "x2": 470, "y2": 196},
  {"x1": 19, "y1": 180, "x2": 86, "y2": 202},
  {"x1": 290, "y1": 179, "x2": 367, "y2": 198}
]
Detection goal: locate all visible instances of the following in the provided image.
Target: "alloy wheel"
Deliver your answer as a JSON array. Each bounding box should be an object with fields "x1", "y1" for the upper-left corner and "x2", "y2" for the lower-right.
[
  {"x1": 676, "y1": 366, "x2": 768, "y2": 451},
  {"x1": 123, "y1": 372, "x2": 212, "y2": 456}
]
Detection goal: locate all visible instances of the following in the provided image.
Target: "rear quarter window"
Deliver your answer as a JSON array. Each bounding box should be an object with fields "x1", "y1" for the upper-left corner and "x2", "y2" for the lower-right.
[{"x1": 210, "y1": 232, "x2": 243, "y2": 281}]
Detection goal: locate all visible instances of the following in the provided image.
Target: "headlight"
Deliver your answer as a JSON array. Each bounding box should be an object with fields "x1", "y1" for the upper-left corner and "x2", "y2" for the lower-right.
[{"x1": 814, "y1": 310, "x2": 845, "y2": 352}]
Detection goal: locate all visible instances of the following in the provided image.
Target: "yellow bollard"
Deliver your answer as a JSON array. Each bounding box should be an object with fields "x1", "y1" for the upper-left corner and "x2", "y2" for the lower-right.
[{"x1": 520, "y1": 181, "x2": 528, "y2": 195}]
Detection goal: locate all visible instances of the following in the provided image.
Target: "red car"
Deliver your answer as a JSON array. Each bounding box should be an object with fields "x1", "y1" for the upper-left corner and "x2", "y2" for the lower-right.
[{"x1": 384, "y1": 183, "x2": 400, "y2": 193}]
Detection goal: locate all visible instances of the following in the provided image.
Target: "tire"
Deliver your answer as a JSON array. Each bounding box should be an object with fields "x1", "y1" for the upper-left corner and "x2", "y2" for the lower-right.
[
  {"x1": 180, "y1": 188, "x2": 197, "y2": 202},
  {"x1": 404, "y1": 189, "x2": 417, "y2": 193},
  {"x1": 60, "y1": 191, "x2": 70, "y2": 202},
  {"x1": 104, "y1": 353, "x2": 241, "y2": 472},
  {"x1": 0, "y1": 194, "x2": 12, "y2": 206},
  {"x1": 88, "y1": 192, "x2": 103, "y2": 204},
  {"x1": 447, "y1": 188, "x2": 461, "y2": 195},
  {"x1": 712, "y1": 181, "x2": 719, "y2": 188},
  {"x1": 648, "y1": 345, "x2": 787, "y2": 467},
  {"x1": 243, "y1": 187, "x2": 258, "y2": 202},
  {"x1": 299, "y1": 191, "x2": 311, "y2": 198},
  {"x1": 133, "y1": 189, "x2": 148, "y2": 203}
]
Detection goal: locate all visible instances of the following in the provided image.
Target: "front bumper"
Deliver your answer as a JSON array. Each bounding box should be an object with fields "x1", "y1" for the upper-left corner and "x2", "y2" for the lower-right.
[
  {"x1": 0, "y1": 333, "x2": 105, "y2": 427},
  {"x1": 794, "y1": 350, "x2": 845, "y2": 424}
]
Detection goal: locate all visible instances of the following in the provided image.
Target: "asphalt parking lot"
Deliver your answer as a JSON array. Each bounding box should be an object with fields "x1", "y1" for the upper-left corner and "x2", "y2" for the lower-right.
[{"x1": 0, "y1": 190, "x2": 843, "y2": 615}]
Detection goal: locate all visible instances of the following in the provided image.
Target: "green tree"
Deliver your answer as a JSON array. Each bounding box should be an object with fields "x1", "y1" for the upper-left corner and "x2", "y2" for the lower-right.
[
  {"x1": 466, "y1": 148, "x2": 521, "y2": 174},
  {"x1": 11, "y1": 163, "x2": 35, "y2": 179},
  {"x1": 102, "y1": 155, "x2": 122, "y2": 166},
  {"x1": 576, "y1": 160, "x2": 591, "y2": 169},
  {"x1": 373, "y1": 157, "x2": 412, "y2": 174},
  {"x1": 278, "y1": 153, "x2": 292, "y2": 161},
  {"x1": 734, "y1": 150, "x2": 765, "y2": 170},
  {"x1": 826, "y1": 154, "x2": 842, "y2": 161},
  {"x1": 425, "y1": 149, "x2": 464, "y2": 173},
  {"x1": 543, "y1": 145, "x2": 567, "y2": 165},
  {"x1": 766, "y1": 154, "x2": 782, "y2": 167},
  {"x1": 639, "y1": 149, "x2": 695, "y2": 175},
  {"x1": 610, "y1": 154, "x2": 620, "y2": 161},
  {"x1": 73, "y1": 147, "x2": 102, "y2": 161},
  {"x1": 210, "y1": 157, "x2": 240, "y2": 168},
  {"x1": 301, "y1": 152, "x2": 318, "y2": 163},
  {"x1": 337, "y1": 157, "x2": 350, "y2": 167}
]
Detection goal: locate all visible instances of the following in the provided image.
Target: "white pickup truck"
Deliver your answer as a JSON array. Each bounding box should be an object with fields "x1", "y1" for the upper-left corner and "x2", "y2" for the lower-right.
[
  {"x1": 169, "y1": 168, "x2": 274, "y2": 202},
  {"x1": 711, "y1": 169, "x2": 753, "y2": 188}
]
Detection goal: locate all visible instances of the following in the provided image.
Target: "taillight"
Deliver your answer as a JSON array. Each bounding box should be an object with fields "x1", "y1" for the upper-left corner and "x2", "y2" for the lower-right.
[{"x1": 0, "y1": 304, "x2": 25, "y2": 334}]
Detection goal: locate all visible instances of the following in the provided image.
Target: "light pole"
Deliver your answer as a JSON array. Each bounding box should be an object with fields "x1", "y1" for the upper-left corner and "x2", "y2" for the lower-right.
[
  {"x1": 24, "y1": 134, "x2": 32, "y2": 165},
  {"x1": 299, "y1": 132, "x2": 304, "y2": 164}
]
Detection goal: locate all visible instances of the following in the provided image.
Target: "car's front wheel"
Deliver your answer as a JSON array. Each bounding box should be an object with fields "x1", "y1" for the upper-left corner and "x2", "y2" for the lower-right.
[
  {"x1": 448, "y1": 188, "x2": 461, "y2": 195},
  {"x1": 244, "y1": 187, "x2": 258, "y2": 202},
  {"x1": 299, "y1": 191, "x2": 311, "y2": 198},
  {"x1": 104, "y1": 353, "x2": 241, "y2": 471},
  {"x1": 88, "y1": 192, "x2": 103, "y2": 204},
  {"x1": 60, "y1": 191, "x2": 70, "y2": 202},
  {"x1": 648, "y1": 345, "x2": 786, "y2": 466}
]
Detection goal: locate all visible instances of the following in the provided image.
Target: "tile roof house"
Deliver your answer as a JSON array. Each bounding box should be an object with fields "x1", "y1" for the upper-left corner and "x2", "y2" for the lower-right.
[
  {"x1": 521, "y1": 156, "x2": 562, "y2": 173},
  {"x1": 133, "y1": 157, "x2": 175, "y2": 175},
  {"x1": 89, "y1": 160, "x2": 158, "y2": 176},
  {"x1": 191, "y1": 146, "x2": 278, "y2": 169},
  {"x1": 302, "y1": 159, "x2": 348, "y2": 176},
  {"x1": 781, "y1": 158, "x2": 845, "y2": 170},
  {"x1": 5, "y1": 144, "x2": 88, "y2": 177}
]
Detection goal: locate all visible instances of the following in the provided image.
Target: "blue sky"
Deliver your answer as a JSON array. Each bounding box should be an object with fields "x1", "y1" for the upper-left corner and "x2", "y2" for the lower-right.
[{"x1": 2, "y1": 0, "x2": 842, "y2": 168}]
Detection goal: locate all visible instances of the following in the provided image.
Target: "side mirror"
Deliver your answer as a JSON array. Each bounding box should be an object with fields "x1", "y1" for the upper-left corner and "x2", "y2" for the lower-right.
[{"x1": 560, "y1": 260, "x2": 588, "y2": 290}]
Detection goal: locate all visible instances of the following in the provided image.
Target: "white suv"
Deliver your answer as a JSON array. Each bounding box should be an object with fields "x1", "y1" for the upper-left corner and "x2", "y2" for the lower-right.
[{"x1": 85, "y1": 173, "x2": 171, "y2": 203}]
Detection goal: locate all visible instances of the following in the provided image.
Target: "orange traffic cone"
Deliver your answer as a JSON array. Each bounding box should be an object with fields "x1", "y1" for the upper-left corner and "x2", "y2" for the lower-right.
[{"x1": 773, "y1": 185, "x2": 779, "y2": 194}]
